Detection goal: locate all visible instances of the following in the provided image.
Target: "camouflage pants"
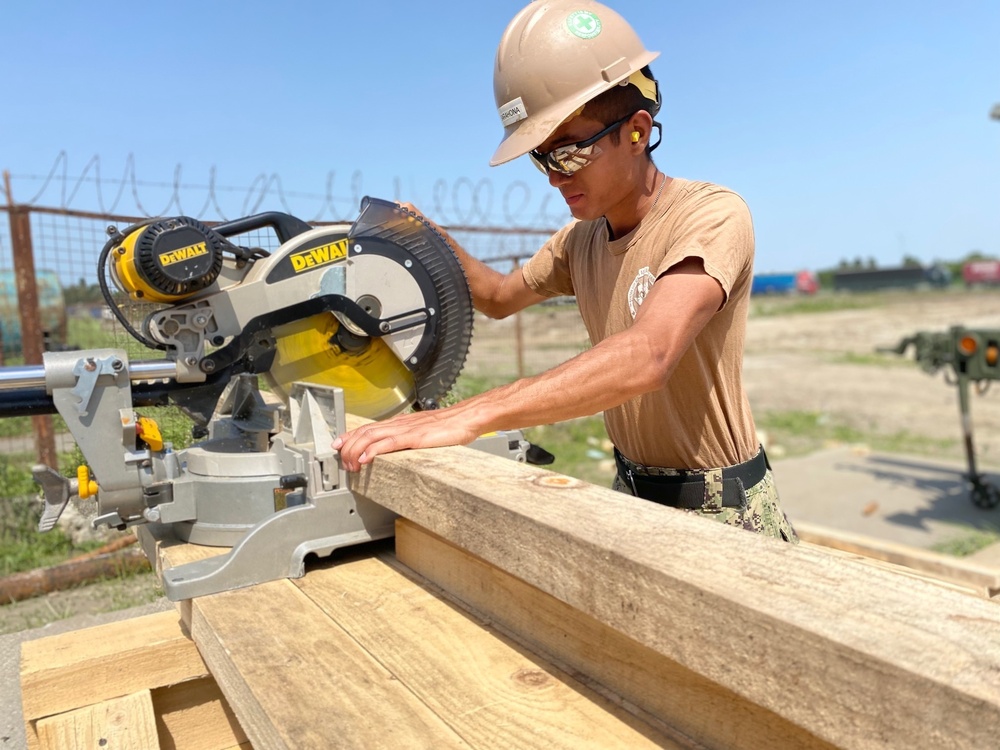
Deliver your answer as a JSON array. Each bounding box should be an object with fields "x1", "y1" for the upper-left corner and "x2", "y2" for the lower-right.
[{"x1": 612, "y1": 466, "x2": 798, "y2": 543}]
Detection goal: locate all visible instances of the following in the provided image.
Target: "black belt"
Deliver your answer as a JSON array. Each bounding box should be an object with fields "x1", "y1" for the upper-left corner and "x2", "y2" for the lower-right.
[{"x1": 614, "y1": 448, "x2": 769, "y2": 511}]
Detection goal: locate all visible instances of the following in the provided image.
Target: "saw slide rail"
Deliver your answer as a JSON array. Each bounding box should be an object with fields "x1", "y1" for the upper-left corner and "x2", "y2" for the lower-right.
[{"x1": 20, "y1": 426, "x2": 1000, "y2": 750}]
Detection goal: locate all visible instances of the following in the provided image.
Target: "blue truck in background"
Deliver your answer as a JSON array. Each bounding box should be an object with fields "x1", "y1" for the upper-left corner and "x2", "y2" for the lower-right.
[
  {"x1": 751, "y1": 271, "x2": 819, "y2": 295},
  {"x1": 0, "y1": 269, "x2": 68, "y2": 356}
]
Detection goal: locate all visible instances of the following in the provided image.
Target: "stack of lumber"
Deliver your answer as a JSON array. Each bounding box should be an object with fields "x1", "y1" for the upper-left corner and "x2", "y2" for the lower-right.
[
  {"x1": 20, "y1": 428, "x2": 1000, "y2": 749},
  {"x1": 21, "y1": 610, "x2": 246, "y2": 749}
]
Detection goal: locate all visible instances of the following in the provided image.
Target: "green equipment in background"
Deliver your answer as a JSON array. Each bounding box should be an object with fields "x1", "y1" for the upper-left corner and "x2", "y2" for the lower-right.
[{"x1": 883, "y1": 327, "x2": 1000, "y2": 509}]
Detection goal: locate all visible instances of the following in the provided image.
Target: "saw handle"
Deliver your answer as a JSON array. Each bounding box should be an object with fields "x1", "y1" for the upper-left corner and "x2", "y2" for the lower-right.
[{"x1": 214, "y1": 212, "x2": 313, "y2": 244}]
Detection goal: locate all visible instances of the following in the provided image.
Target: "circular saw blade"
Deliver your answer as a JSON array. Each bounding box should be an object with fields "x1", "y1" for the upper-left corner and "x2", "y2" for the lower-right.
[{"x1": 265, "y1": 313, "x2": 416, "y2": 420}]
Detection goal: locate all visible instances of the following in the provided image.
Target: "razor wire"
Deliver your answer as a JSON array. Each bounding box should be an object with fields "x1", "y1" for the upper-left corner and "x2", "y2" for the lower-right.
[
  {"x1": 9, "y1": 152, "x2": 569, "y2": 231},
  {"x1": 1, "y1": 158, "x2": 578, "y2": 382}
]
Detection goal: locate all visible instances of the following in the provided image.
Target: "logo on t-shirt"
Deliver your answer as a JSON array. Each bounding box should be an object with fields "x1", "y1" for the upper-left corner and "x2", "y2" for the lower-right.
[{"x1": 628, "y1": 267, "x2": 656, "y2": 318}]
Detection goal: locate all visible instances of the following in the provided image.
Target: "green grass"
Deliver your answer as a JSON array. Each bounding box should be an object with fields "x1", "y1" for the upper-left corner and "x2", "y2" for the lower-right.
[
  {"x1": 0, "y1": 508, "x2": 98, "y2": 576},
  {"x1": 932, "y1": 527, "x2": 1000, "y2": 557},
  {"x1": 0, "y1": 455, "x2": 105, "y2": 576},
  {"x1": 750, "y1": 293, "x2": 881, "y2": 318},
  {"x1": 756, "y1": 409, "x2": 956, "y2": 459},
  {"x1": 827, "y1": 351, "x2": 915, "y2": 367},
  {"x1": 0, "y1": 414, "x2": 69, "y2": 439},
  {"x1": 68, "y1": 315, "x2": 118, "y2": 349},
  {"x1": 447, "y1": 373, "x2": 512, "y2": 403}
]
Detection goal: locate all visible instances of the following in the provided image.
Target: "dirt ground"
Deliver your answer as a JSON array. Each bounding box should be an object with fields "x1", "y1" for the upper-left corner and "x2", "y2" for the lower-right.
[
  {"x1": 743, "y1": 289, "x2": 1000, "y2": 461},
  {"x1": 6, "y1": 288, "x2": 1000, "y2": 633}
]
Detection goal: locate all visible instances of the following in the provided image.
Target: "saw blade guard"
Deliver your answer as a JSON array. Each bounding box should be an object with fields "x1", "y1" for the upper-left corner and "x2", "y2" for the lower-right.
[{"x1": 266, "y1": 198, "x2": 473, "y2": 419}]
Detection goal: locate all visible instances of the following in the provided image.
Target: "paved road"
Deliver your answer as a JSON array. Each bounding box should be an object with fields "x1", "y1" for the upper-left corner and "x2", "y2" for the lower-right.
[{"x1": 773, "y1": 446, "x2": 1000, "y2": 549}]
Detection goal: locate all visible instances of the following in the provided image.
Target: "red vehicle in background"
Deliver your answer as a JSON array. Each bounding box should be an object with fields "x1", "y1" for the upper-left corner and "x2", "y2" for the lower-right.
[{"x1": 962, "y1": 260, "x2": 1000, "y2": 287}]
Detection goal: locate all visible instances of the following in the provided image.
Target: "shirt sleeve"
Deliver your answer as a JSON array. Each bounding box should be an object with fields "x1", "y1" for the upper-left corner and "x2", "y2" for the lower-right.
[
  {"x1": 522, "y1": 221, "x2": 580, "y2": 297},
  {"x1": 655, "y1": 186, "x2": 754, "y2": 304}
]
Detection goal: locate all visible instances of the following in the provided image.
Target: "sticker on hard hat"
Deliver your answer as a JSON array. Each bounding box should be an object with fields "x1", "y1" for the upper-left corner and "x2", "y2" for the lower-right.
[
  {"x1": 498, "y1": 97, "x2": 528, "y2": 127},
  {"x1": 567, "y1": 11, "x2": 602, "y2": 39}
]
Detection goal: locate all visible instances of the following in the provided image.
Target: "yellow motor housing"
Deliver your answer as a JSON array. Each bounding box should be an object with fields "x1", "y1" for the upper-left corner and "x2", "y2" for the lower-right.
[{"x1": 112, "y1": 217, "x2": 225, "y2": 303}]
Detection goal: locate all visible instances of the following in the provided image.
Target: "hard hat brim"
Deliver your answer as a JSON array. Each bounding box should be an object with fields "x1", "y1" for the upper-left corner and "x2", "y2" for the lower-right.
[{"x1": 489, "y1": 48, "x2": 660, "y2": 167}]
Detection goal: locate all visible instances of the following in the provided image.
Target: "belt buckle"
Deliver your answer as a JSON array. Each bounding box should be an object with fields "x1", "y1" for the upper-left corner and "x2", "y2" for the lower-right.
[{"x1": 626, "y1": 467, "x2": 639, "y2": 497}]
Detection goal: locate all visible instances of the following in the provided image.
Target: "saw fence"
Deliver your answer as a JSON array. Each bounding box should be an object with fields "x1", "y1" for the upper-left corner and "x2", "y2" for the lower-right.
[{"x1": 19, "y1": 428, "x2": 1000, "y2": 749}]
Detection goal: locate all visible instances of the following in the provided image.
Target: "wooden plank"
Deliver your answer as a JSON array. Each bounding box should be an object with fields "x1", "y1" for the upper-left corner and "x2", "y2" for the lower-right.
[
  {"x1": 21, "y1": 610, "x2": 209, "y2": 727},
  {"x1": 343, "y1": 419, "x2": 1000, "y2": 750},
  {"x1": 294, "y1": 549, "x2": 686, "y2": 749},
  {"x1": 800, "y1": 542, "x2": 983, "y2": 597},
  {"x1": 36, "y1": 689, "x2": 160, "y2": 750},
  {"x1": 795, "y1": 520, "x2": 1000, "y2": 597},
  {"x1": 137, "y1": 524, "x2": 222, "y2": 572},
  {"x1": 395, "y1": 519, "x2": 834, "y2": 750},
  {"x1": 152, "y1": 678, "x2": 248, "y2": 750},
  {"x1": 170, "y1": 566, "x2": 473, "y2": 749}
]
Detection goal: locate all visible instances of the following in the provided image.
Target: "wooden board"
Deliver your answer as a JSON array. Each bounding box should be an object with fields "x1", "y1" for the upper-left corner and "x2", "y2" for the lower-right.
[
  {"x1": 21, "y1": 610, "x2": 209, "y2": 748},
  {"x1": 152, "y1": 678, "x2": 248, "y2": 750},
  {"x1": 36, "y1": 690, "x2": 159, "y2": 750},
  {"x1": 795, "y1": 520, "x2": 1000, "y2": 597},
  {"x1": 294, "y1": 550, "x2": 685, "y2": 749},
  {"x1": 395, "y1": 519, "x2": 834, "y2": 750},
  {"x1": 152, "y1": 530, "x2": 684, "y2": 750},
  {"x1": 179, "y1": 573, "x2": 473, "y2": 749},
  {"x1": 20, "y1": 605, "x2": 246, "y2": 750},
  {"x1": 342, "y1": 419, "x2": 1000, "y2": 750}
]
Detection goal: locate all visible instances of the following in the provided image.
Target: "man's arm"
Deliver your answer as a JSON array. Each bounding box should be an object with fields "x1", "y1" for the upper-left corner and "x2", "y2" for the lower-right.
[
  {"x1": 333, "y1": 257, "x2": 722, "y2": 470},
  {"x1": 401, "y1": 202, "x2": 546, "y2": 319}
]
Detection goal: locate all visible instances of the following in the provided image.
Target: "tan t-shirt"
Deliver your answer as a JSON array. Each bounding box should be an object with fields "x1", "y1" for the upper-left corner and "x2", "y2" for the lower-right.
[{"x1": 522, "y1": 178, "x2": 758, "y2": 470}]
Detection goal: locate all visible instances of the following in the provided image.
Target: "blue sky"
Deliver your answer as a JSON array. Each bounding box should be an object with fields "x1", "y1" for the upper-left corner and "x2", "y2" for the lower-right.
[{"x1": 2, "y1": 0, "x2": 998, "y2": 273}]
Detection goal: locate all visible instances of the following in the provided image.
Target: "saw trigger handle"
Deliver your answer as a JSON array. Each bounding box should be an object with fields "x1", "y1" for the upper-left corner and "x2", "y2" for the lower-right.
[{"x1": 214, "y1": 212, "x2": 313, "y2": 245}]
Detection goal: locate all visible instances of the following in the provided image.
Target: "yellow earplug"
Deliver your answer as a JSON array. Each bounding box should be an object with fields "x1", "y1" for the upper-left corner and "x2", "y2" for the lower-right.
[{"x1": 631, "y1": 131, "x2": 641, "y2": 143}]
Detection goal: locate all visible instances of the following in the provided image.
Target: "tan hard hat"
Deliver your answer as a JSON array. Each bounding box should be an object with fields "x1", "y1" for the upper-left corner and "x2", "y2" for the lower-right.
[{"x1": 491, "y1": 0, "x2": 660, "y2": 167}]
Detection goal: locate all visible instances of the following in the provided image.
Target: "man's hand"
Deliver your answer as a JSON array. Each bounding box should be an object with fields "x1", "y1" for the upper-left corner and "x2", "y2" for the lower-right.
[
  {"x1": 332, "y1": 406, "x2": 484, "y2": 472},
  {"x1": 399, "y1": 201, "x2": 453, "y2": 244},
  {"x1": 399, "y1": 201, "x2": 544, "y2": 320}
]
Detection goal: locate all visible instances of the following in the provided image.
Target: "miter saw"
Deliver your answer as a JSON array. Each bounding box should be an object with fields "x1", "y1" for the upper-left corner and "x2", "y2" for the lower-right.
[{"x1": 0, "y1": 198, "x2": 535, "y2": 600}]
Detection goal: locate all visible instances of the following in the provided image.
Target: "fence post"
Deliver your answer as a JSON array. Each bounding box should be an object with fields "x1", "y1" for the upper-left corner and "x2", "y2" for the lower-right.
[
  {"x1": 3, "y1": 171, "x2": 58, "y2": 469},
  {"x1": 512, "y1": 258, "x2": 525, "y2": 380}
]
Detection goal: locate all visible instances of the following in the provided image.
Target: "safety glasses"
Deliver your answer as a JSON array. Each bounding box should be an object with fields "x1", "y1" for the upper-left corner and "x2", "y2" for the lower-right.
[{"x1": 529, "y1": 113, "x2": 634, "y2": 176}]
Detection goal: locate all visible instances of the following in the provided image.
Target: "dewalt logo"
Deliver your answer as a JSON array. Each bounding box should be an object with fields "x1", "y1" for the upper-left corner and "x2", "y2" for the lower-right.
[
  {"x1": 290, "y1": 239, "x2": 349, "y2": 273},
  {"x1": 160, "y1": 242, "x2": 209, "y2": 267}
]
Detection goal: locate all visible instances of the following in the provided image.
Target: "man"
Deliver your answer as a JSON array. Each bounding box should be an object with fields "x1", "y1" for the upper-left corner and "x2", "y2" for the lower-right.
[{"x1": 334, "y1": 0, "x2": 797, "y2": 541}]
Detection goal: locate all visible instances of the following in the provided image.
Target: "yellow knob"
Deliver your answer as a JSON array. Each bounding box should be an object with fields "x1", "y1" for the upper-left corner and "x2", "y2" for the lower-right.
[{"x1": 76, "y1": 466, "x2": 98, "y2": 499}]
